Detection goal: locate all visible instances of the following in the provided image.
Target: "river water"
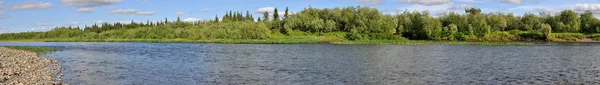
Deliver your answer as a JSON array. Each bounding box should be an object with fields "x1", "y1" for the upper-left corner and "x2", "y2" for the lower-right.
[{"x1": 1, "y1": 42, "x2": 599, "y2": 84}]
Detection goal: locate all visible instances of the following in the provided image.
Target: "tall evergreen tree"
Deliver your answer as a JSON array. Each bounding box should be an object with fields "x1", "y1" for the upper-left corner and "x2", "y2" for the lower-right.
[
  {"x1": 257, "y1": 17, "x2": 261, "y2": 22},
  {"x1": 246, "y1": 10, "x2": 254, "y2": 21},
  {"x1": 273, "y1": 8, "x2": 280, "y2": 21},
  {"x1": 263, "y1": 12, "x2": 270, "y2": 22},
  {"x1": 284, "y1": 7, "x2": 289, "y2": 19},
  {"x1": 215, "y1": 15, "x2": 220, "y2": 22}
]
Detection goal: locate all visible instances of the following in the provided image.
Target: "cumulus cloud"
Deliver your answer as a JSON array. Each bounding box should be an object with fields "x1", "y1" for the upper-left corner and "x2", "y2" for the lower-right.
[
  {"x1": 176, "y1": 12, "x2": 185, "y2": 16},
  {"x1": 183, "y1": 18, "x2": 201, "y2": 22},
  {"x1": 358, "y1": 0, "x2": 383, "y2": 5},
  {"x1": 77, "y1": 8, "x2": 95, "y2": 13},
  {"x1": 36, "y1": 23, "x2": 54, "y2": 26},
  {"x1": 570, "y1": 4, "x2": 600, "y2": 15},
  {"x1": 256, "y1": 7, "x2": 275, "y2": 13},
  {"x1": 65, "y1": 22, "x2": 82, "y2": 25},
  {"x1": 203, "y1": 8, "x2": 211, "y2": 12},
  {"x1": 60, "y1": 0, "x2": 123, "y2": 7},
  {"x1": 5, "y1": 2, "x2": 53, "y2": 11},
  {"x1": 571, "y1": 4, "x2": 600, "y2": 11},
  {"x1": 110, "y1": 9, "x2": 155, "y2": 16},
  {"x1": 398, "y1": 0, "x2": 452, "y2": 6}
]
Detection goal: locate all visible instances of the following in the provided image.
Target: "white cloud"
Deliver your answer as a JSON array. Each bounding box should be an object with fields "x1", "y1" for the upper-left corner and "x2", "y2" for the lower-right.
[
  {"x1": 403, "y1": 3, "x2": 453, "y2": 12},
  {"x1": 95, "y1": 20, "x2": 109, "y2": 23},
  {"x1": 183, "y1": 18, "x2": 201, "y2": 22},
  {"x1": 36, "y1": 23, "x2": 54, "y2": 26},
  {"x1": 456, "y1": 0, "x2": 478, "y2": 3},
  {"x1": 110, "y1": 9, "x2": 155, "y2": 16},
  {"x1": 60, "y1": 0, "x2": 123, "y2": 7},
  {"x1": 502, "y1": 0, "x2": 522, "y2": 4},
  {"x1": 29, "y1": 28, "x2": 51, "y2": 32},
  {"x1": 256, "y1": 7, "x2": 275, "y2": 13},
  {"x1": 77, "y1": 8, "x2": 95, "y2": 13},
  {"x1": 398, "y1": 0, "x2": 452, "y2": 6},
  {"x1": 358, "y1": 0, "x2": 383, "y2": 5},
  {"x1": 203, "y1": 8, "x2": 211, "y2": 12},
  {"x1": 0, "y1": 26, "x2": 8, "y2": 29},
  {"x1": 535, "y1": 8, "x2": 562, "y2": 14},
  {"x1": 176, "y1": 12, "x2": 185, "y2": 16},
  {"x1": 65, "y1": 22, "x2": 82, "y2": 25},
  {"x1": 136, "y1": 12, "x2": 155, "y2": 16},
  {"x1": 571, "y1": 4, "x2": 600, "y2": 11},
  {"x1": 449, "y1": 4, "x2": 475, "y2": 10},
  {"x1": 6, "y1": 2, "x2": 53, "y2": 11},
  {"x1": 570, "y1": 4, "x2": 600, "y2": 15}
]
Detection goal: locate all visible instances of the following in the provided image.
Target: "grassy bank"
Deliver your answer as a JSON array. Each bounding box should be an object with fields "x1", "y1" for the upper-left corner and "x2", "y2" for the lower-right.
[
  {"x1": 3, "y1": 46, "x2": 59, "y2": 55},
  {"x1": 331, "y1": 40, "x2": 535, "y2": 46}
]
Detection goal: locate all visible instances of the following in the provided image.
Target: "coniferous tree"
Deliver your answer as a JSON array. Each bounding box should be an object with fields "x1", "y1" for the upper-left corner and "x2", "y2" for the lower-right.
[
  {"x1": 263, "y1": 12, "x2": 270, "y2": 22},
  {"x1": 284, "y1": 7, "x2": 289, "y2": 19},
  {"x1": 274, "y1": 8, "x2": 279, "y2": 21},
  {"x1": 215, "y1": 15, "x2": 220, "y2": 22},
  {"x1": 257, "y1": 17, "x2": 262, "y2": 22}
]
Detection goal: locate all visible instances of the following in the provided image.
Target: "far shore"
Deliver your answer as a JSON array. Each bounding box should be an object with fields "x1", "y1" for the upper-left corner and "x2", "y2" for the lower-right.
[{"x1": 3, "y1": 39, "x2": 600, "y2": 46}]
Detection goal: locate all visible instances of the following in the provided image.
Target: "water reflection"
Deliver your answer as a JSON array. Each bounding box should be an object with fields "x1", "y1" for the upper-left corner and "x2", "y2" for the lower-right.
[{"x1": 0, "y1": 42, "x2": 599, "y2": 84}]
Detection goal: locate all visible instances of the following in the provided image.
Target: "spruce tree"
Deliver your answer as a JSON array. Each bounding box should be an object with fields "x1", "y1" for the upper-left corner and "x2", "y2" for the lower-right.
[
  {"x1": 263, "y1": 12, "x2": 270, "y2": 22},
  {"x1": 284, "y1": 7, "x2": 289, "y2": 19},
  {"x1": 215, "y1": 15, "x2": 220, "y2": 22},
  {"x1": 273, "y1": 8, "x2": 279, "y2": 21}
]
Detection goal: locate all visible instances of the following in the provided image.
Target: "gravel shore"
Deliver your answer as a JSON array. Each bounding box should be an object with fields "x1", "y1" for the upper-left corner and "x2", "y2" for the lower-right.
[{"x1": 0, "y1": 47, "x2": 62, "y2": 85}]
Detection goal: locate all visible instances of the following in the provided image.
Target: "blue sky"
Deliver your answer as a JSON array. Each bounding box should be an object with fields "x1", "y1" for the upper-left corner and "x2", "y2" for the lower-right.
[{"x1": 0, "y1": 0, "x2": 599, "y2": 33}]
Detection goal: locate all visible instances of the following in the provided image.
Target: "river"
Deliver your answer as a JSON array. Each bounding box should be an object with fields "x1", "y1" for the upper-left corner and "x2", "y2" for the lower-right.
[{"x1": 1, "y1": 42, "x2": 599, "y2": 84}]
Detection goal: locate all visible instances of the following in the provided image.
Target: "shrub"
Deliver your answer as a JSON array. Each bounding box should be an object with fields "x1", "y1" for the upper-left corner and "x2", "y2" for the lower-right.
[
  {"x1": 517, "y1": 31, "x2": 544, "y2": 40},
  {"x1": 482, "y1": 32, "x2": 518, "y2": 41}
]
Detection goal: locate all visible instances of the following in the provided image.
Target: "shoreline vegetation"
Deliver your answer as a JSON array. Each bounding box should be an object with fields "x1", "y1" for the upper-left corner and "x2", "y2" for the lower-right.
[
  {"x1": 0, "y1": 46, "x2": 62, "y2": 85},
  {"x1": 1, "y1": 6, "x2": 600, "y2": 45}
]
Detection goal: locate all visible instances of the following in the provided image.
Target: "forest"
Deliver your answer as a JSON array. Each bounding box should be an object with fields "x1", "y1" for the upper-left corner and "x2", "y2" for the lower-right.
[{"x1": 2, "y1": 6, "x2": 600, "y2": 43}]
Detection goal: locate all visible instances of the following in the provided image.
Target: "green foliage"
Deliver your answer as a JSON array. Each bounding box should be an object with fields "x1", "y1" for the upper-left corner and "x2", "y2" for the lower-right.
[
  {"x1": 517, "y1": 31, "x2": 544, "y2": 40},
  {"x1": 549, "y1": 33, "x2": 586, "y2": 41},
  {"x1": 482, "y1": 32, "x2": 519, "y2": 41},
  {"x1": 1, "y1": 6, "x2": 600, "y2": 43},
  {"x1": 541, "y1": 23, "x2": 552, "y2": 40}
]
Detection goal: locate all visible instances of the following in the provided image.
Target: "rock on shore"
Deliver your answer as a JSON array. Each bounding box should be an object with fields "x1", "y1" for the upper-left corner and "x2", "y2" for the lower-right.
[{"x1": 0, "y1": 47, "x2": 61, "y2": 85}]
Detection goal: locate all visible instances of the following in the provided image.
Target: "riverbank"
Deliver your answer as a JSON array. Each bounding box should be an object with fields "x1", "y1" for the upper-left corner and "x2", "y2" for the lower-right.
[
  {"x1": 0, "y1": 39, "x2": 539, "y2": 46},
  {"x1": 0, "y1": 47, "x2": 62, "y2": 85}
]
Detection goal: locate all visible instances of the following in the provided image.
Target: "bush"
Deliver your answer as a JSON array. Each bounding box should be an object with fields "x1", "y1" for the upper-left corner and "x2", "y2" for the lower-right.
[
  {"x1": 550, "y1": 33, "x2": 586, "y2": 39},
  {"x1": 462, "y1": 35, "x2": 480, "y2": 41},
  {"x1": 517, "y1": 31, "x2": 544, "y2": 40},
  {"x1": 590, "y1": 34, "x2": 600, "y2": 38},
  {"x1": 482, "y1": 32, "x2": 519, "y2": 41}
]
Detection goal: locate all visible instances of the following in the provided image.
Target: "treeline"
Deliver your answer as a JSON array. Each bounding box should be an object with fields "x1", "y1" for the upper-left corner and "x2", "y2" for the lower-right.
[{"x1": 1, "y1": 6, "x2": 600, "y2": 41}]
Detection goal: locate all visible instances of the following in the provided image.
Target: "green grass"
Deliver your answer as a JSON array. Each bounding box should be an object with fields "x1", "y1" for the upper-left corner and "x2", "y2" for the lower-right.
[
  {"x1": 331, "y1": 40, "x2": 534, "y2": 46},
  {"x1": 3, "y1": 46, "x2": 59, "y2": 55}
]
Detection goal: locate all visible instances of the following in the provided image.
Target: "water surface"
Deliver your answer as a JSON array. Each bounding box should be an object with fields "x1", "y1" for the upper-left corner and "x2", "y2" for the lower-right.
[{"x1": 1, "y1": 42, "x2": 599, "y2": 84}]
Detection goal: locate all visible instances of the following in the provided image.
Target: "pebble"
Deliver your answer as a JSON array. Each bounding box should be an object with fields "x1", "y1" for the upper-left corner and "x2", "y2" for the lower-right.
[{"x1": 0, "y1": 47, "x2": 61, "y2": 84}]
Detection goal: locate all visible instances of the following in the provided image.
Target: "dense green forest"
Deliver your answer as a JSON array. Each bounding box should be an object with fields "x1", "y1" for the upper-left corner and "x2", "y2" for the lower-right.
[{"x1": 2, "y1": 6, "x2": 600, "y2": 43}]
